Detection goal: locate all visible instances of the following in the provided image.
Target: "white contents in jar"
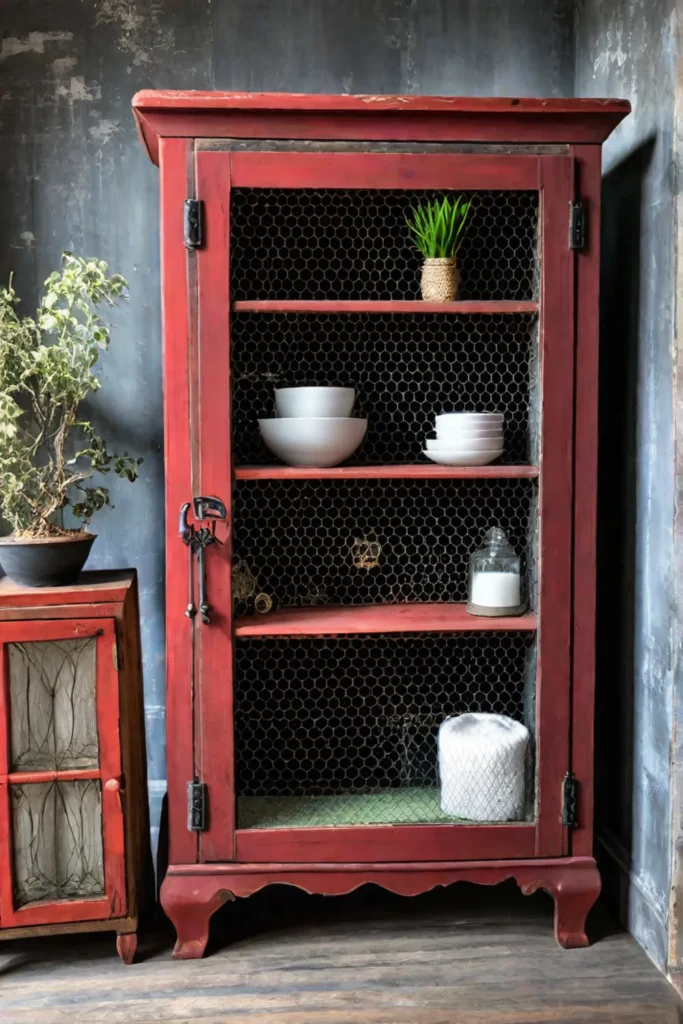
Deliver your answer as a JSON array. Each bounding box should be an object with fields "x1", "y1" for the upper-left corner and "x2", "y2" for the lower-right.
[{"x1": 471, "y1": 571, "x2": 520, "y2": 608}]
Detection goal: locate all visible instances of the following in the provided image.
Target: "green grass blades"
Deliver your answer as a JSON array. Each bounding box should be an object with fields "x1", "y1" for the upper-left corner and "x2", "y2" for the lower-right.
[{"x1": 406, "y1": 194, "x2": 473, "y2": 259}]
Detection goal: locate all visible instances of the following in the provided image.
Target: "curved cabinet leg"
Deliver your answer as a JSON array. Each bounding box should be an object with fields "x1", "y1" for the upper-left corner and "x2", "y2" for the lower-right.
[
  {"x1": 161, "y1": 874, "x2": 235, "y2": 960},
  {"x1": 552, "y1": 860, "x2": 602, "y2": 949},
  {"x1": 116, "y1": 931, "x2": 138, "y2": 965},
  {"x1": 521, "y1": 858, "x2": 601, "y2": 949}
]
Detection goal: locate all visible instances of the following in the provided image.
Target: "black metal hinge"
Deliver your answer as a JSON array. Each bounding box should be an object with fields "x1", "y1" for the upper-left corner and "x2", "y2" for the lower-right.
[
  {"x1": 569, "y1": 201, "x2": 586, "y2": 251},
  {"x1": 187, "y1": 780, "x2": 207, "y2": 831},
  {"x1": 184, "y1": 199, "x2": 203, "y2": 250},
  {"x1": 562, "y1": 772, "x2": 578, "y2": 827}
]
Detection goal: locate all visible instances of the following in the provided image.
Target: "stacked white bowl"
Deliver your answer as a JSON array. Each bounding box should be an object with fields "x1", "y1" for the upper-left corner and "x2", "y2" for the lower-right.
[
  {"x1": 258, "y1": 387, "x2": 367, "y2": 467},
  {"x1": 424, "y1": 412, "x2": 504, "y2": 466}
]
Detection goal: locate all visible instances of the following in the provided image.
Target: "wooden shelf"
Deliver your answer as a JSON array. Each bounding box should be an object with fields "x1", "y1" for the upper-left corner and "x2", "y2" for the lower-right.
[
  {"x1": 235, "y1": 464, "x2": 538, "y2": 480},
  {"x1": 233, "y1": 300, "x2": 539, "y2": 315},
  {"x1": 235, "y1": 602, "x2": 537, "y2": 637}
]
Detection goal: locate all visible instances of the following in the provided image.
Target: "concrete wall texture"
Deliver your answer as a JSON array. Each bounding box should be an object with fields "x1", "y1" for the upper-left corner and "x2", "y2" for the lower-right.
[
  {"x1": 0, "y1": 0, "x2": 678, "y2": 970},
  {"x1": 575, "y1": 0, "x2": 678, "y2": 971}
]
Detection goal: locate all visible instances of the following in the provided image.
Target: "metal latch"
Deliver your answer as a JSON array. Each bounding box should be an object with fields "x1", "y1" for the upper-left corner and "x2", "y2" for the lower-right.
[
  {"x1": 562, "y1": 772, "x2": 578, "y2": 827},
  {"x1": 179, "y1": 495, "x2": 228, "y2": 625},
  {"x1": 187, "y1": 780, "x2": 207, "y2": 832},
  {"x1": 569, "y1": 201, "x2": 586, "y2": 251},
  {"x1": 184, "y1": 199, "x2": 203, "y2": 249}
]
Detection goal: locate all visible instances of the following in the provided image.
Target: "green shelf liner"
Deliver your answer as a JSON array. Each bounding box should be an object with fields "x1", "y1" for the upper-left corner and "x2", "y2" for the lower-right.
[{"x1": 238, "y1": 788, "x2": 468, "y2": 829}]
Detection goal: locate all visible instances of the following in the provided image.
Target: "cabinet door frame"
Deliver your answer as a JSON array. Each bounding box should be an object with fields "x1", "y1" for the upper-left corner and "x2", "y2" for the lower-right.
[
  {"x1": 192, "y1": 148, "x2": 575, "y2": 863},
  {"x1": 0, "y1": 618, "x2": 126, "y2": 928}
]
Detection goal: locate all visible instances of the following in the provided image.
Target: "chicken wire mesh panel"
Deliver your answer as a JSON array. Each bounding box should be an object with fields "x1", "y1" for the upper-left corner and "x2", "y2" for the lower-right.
[
  {"x1": 230, "y1": 189, "x2": 539, "y2": 301},
  {"x1": 235, "y1": 632, "x2": 536, "y2": 828},
  {"x1": 232, "y1": 478, "x2": 537, "y2": 616},
  {"x1": 10, "y1": 779, "x2": 105, "y2": 907},
  {"x1": 8, "y1": 638, "x2": 98, "y2": 773},
  {"x1": 232, "y1": 313, "x2": 538, "y2": 466}
]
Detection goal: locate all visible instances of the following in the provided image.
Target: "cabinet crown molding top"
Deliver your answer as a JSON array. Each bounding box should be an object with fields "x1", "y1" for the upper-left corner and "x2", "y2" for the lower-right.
[{"x1": 131, "y1": 90, "x2": 631, "y2": 165}]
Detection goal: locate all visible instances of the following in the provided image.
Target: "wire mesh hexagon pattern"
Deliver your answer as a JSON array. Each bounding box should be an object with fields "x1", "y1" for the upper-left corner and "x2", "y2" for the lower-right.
[
  {"x1": 235, "y1": 632, "x2": 536, "y2": 828},
  {"x1": 232, "y1": 313, "x2": 539, "y2": 466},
  {"x1": 229, "y1": 182, "x2": 542, "y2": 834},
  {"x1": 232, "y1": 478, "x2": 537, "y2": 616},
  {"x1": 230, "y1": 189, "x2": 539, "y2": 301}
]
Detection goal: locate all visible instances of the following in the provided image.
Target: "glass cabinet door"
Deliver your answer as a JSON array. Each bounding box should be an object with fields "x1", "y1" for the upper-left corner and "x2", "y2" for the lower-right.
[{"x1": 0, "y1": 619, "x2": 126, "y2": 928}]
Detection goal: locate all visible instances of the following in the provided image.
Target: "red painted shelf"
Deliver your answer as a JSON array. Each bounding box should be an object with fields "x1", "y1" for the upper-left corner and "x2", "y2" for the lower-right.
[
  {"x1": 233, "y1": 299, "x2": 539, "y2": 315},
  {"x1": 235, "y1": 602, "x2": 537, "y2": 638},
  {"x1": 235, "y1": 464, "x2": 538, "y2": 480}
]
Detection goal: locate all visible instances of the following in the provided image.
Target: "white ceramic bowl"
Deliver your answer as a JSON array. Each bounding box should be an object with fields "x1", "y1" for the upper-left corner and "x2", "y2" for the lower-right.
[
  {"x1": 423, "y1": 448, "x2": 503, "y2": 466},
  {"x1": 427, "y1": 436, "x2": 503, "y2": 452},
  {"x1": 275, "y1": 387, "x2": 355, "y2": 419},
  {"x1": 435, "y1": 426, "x2": 503, "y2": 440},
  {"x1": 435, "y1": 412, "x2": 503, "y2": 429},
  {"x1": 258, "y1": 417, "x2": 367, "y2": 467}
]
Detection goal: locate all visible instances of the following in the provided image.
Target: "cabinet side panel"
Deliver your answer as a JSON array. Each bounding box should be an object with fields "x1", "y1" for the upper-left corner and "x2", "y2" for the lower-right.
[
  {"x1": 160, "y1": 137, "x2": 197, "y2": 865},
  {"x1": 119, "y1": 582, "x2": 153, "y2": 924},
  {"x1": 570, "y1": 145, "x2": 601, "y2": 856}
]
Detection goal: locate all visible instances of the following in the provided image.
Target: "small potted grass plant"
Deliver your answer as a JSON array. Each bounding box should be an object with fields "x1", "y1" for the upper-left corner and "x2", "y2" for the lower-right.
[
  {"x1": 406, "y1": 194, "x2": 473, "y2": 302},
  {"x1": 0, "y1": 253, "x2": 141, "y2": 587}
]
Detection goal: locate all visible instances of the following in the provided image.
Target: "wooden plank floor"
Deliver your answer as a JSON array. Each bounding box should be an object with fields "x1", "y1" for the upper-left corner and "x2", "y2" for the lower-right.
[{"x1": 0, "y1": 882, "x2": 680, "y2": 1024}]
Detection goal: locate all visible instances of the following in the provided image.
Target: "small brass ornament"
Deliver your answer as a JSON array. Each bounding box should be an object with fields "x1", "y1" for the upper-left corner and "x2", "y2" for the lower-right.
[
  {"x1": 302, "y1": 583, "x2": 329, "y2": 606},
  {"x1": 233, "y1": 559, "x2": 273, "y2": 615},
  {"x1": 351, "y1": 533, "x2": 381, "y2": 571},
  {"x1": 254, "y1": 592, "x2": 273, "y2": 615},
  {"x1": 232, "y1": 559, "x2": 257, "y2": 601}
]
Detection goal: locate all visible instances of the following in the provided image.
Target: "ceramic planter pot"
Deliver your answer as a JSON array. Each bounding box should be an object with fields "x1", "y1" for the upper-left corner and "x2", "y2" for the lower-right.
[
  {"x1": 421, "y1": 258, "x2": 458, "y2": 302},
  {"x1": 0, "y1": 533, "x2": 96, "y2": 587}
]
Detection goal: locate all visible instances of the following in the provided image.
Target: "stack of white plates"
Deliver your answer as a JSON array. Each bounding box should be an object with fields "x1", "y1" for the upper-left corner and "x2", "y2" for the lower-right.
[
  {"x1": 424, "y1": 412, "x2": 504, "y2": 466},
  {"x1": 258, "y1": 387, "x2": 367, "y2": 467}
]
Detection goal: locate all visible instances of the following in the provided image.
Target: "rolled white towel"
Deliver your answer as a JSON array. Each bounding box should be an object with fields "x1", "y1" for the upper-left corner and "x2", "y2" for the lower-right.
[{"x1": 438, "y1": 712, "x2": 529, "y2": 822}]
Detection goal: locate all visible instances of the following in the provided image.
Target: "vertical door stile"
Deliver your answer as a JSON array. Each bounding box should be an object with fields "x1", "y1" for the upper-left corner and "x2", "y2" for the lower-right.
[
  {"x1": 95, "y1": 622, "x2": 127, "y2": 917},
  {"x1": 0, "y1": 642, "x2": 14, "y2": 926},
  {"x1": 535, "y1": 155, "x2": 576, "y2": 855},
  {"x1": 195, "y1": 150, "x2": 236, "y2": 862},
  {"x1": 159, "y1": 137, "x2": 197, "y2": 867}
]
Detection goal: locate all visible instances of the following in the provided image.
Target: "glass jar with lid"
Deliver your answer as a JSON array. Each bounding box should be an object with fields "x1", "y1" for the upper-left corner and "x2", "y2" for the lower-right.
[{"x1": 467, "y1": 527, "x2": 526, "y2": 617}]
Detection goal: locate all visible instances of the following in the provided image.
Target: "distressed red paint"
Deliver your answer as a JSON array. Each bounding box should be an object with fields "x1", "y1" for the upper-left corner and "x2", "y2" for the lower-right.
[
  {"x1": 134, "y1": 91, "x2": 628, "y2": 958},
  {"x1": 0, "y1": 572, "x2": 151, "y2": 963}
]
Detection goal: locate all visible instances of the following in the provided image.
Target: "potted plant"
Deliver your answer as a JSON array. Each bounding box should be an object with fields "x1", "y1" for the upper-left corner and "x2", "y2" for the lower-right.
[
  {"x1": 0, "y1": 253, "x2": 141, "y2": 587},
  {"x1": 406, "y1": 194, "x2": 473, "y2": 302}
]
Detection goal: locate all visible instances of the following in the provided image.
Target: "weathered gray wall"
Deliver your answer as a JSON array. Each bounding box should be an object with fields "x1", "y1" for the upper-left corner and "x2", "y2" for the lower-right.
[
  {"x1": 0, "y1": 0, "x2": 574, "y2": 854},
  {"x1": 4, "y1": 3, "x2": 681, "y2": 971},
  {"x1": 575, "y1": 0, "x2": 678, "y2": 971}
]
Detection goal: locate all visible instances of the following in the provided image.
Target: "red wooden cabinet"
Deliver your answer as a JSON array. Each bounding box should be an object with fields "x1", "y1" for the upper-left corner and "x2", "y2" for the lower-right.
[
  {"x1": 133, "y1": 92, "x2": 629, "y2": 958},
  {"x1": 0, "y1": 572, "x2": 151, "y2": 964}
]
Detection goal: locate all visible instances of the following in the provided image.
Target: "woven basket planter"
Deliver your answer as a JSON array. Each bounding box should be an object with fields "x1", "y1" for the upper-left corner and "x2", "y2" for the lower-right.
[{"x1": 421, "y1": 258, "x2": 458, "y2": 302}]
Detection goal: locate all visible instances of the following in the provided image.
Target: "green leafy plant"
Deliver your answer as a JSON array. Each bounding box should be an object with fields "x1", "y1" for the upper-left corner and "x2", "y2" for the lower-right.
[
  {"x1": 406, "y1": 194, "x2": 473, "y2": 259},
  {"x1": 0, "y1": 253, "x2": 141, "y2": 538}
]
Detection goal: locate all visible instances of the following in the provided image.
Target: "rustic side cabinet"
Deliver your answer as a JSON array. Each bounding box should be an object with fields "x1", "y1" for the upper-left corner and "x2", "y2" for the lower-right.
[
  {"x1": 133, "y1": 92, "x2": 629, "y2": 958},
  {"x1": 0, "y1": 571, "x2": 151, "y2": 963}
]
